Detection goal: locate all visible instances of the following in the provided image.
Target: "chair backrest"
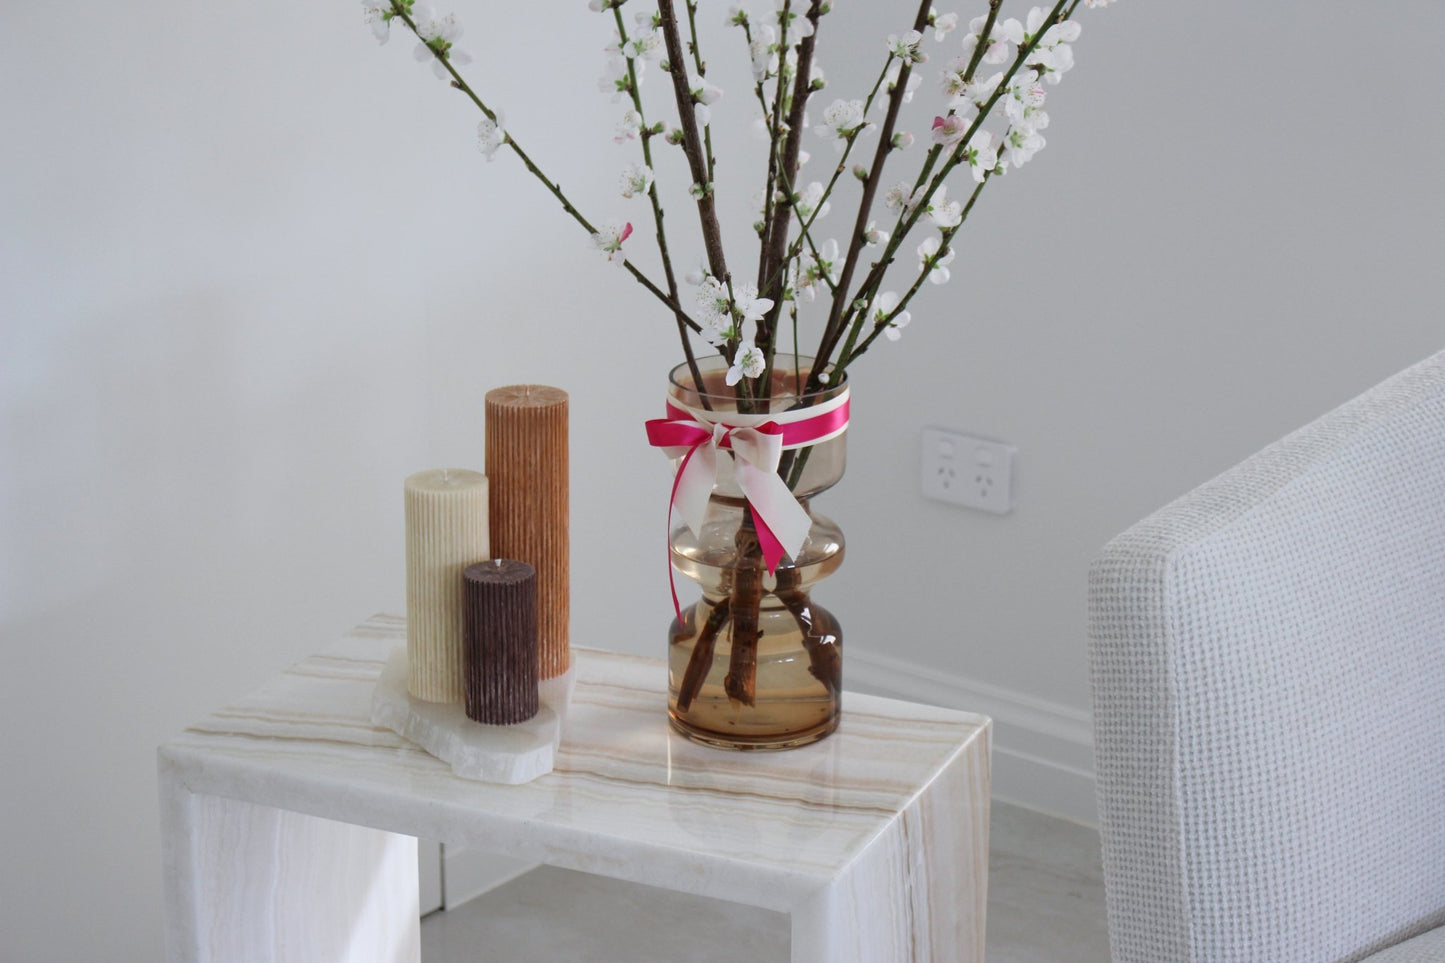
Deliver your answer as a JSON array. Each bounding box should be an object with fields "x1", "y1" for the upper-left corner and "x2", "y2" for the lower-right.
[{"x1": 1089, "y1": 351, "x2": 1445, "y2": 963}]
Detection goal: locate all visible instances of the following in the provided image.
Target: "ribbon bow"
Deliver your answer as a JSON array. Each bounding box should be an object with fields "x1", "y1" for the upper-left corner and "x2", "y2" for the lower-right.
[{"x1": 645, "y1": 411, "x2": 815, "y2": 622}]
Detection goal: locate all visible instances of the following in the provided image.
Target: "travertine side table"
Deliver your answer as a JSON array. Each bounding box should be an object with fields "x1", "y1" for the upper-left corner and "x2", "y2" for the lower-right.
[{"x1": 158, "y1": 614, "x2": 991, "y2": 962}]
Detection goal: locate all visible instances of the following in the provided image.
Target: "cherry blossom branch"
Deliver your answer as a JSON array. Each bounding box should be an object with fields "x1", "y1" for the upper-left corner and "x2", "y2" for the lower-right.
[
  {"x1": 903, "y1": 0, "x2": 1000, "y2": 210},
  {"x1": 756, "y1": 1, "x2": 824, "y2": 376},
  {"x1": 388, "y1": 4, "x2": 702, "y2": 334},
  {"x1": 904, "y1": 0, "x2": 1002, "y2": 199},
  {"x1": 839, "y1": 173, "x2": 991, "y2": 370},
  {"x1": 806, "y1": 0, "x2": 933, "y2": 391},
  {"x1": 611, "y1": 7, "x2": 710, "y2": 399},
  {"x1": 756, "y1": 0, "x2": 798, "y2": 292},
  {"x1": 756, "y1": 58, "x2": 893, "y2": 303},
  {"x1": 683, "y1": 0, "x2": 717, "y2": 184},
  {"x1": 656, "y1": 0, "x2": 733, "y2": 310},
  {"x1": 815, "y1": 0, "x2": 1073, "y2": 389}
]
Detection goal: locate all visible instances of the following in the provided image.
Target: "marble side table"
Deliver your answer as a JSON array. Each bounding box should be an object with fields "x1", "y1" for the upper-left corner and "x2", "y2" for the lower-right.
[{"x1": 158, "y1": 614, "x2": 991, "y2": 962}]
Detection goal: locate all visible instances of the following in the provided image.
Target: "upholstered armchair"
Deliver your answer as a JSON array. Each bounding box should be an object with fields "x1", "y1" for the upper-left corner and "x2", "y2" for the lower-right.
[{"x1": 1088, "y1": 351, "x2": 1445, "y2": 962}]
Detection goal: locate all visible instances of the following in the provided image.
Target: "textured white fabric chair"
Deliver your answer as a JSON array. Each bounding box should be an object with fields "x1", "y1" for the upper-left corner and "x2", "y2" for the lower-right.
[{"x1": 1088, "y1": 351, "x2": 1445, "y2": 963}]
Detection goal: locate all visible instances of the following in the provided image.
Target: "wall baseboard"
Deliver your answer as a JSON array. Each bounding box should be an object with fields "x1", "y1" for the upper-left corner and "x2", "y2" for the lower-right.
[{"x1": 847, "y1": 648, "x2": 1099, "y2": 827}]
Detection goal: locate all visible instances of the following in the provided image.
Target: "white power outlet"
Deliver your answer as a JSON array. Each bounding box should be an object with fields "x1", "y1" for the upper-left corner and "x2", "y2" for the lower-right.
[{"x1": 920, "y1": 428, "x2": 1015, "y2": 514}]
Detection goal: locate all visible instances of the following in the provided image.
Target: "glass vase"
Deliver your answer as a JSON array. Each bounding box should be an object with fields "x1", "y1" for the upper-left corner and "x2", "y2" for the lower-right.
[{"x1": 665, "y1": 358, "x2": 846, "y2": 750}]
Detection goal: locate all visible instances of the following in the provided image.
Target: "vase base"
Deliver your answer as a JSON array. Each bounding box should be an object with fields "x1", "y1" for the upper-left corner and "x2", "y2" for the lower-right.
[{"x1": 667, "y1": 710, "x2": 839, "y2": 751}]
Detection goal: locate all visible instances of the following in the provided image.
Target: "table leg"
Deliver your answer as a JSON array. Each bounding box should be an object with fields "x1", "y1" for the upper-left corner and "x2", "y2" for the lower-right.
[
  {"x1": 789, "y1": 735, "x2": 990, "y2": 962},
  {"x1": 159, "y1": 766, "x2": 419, "y2": 963}
]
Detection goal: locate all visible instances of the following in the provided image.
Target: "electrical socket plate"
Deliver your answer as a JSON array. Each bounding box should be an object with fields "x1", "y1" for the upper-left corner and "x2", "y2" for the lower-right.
[{"x1": 920, "y1": 427, "x2": 1015, "y2": 514}]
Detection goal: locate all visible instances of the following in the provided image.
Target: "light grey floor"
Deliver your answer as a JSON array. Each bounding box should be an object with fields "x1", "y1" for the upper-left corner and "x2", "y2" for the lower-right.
[{"x1": 420, "y1": 801, "x2": 1108, "y2": 961}]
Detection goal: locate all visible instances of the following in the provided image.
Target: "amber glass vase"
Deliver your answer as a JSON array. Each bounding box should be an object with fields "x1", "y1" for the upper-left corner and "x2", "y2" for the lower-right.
[{"x1": 665, "y1": 358, "x2": 846, "y2": 750}]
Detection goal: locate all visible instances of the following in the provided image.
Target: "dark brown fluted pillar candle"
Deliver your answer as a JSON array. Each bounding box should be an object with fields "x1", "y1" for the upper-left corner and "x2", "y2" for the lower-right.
[
  {"x1": 462, "y1": 560, "x2": 539, "y2": 725},
  {"x1": 485, "y1": 385, "x2": 569, "y2": 679}
]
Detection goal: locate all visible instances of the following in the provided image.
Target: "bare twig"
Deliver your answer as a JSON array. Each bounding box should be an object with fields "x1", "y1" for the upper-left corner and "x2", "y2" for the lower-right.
[{"x1": 807, "y1": 0, "x2": 933, "y2": 388}]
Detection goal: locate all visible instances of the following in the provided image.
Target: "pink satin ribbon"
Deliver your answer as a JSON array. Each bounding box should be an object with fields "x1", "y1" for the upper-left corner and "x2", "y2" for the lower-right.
[{"x1": 645, "y1": 392, "x2": 850, "y2": 624}]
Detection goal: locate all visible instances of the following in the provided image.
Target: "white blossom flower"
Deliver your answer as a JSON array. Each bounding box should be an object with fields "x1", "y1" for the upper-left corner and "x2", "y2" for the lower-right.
[
  {"x1": 883, "y1": 182, "x2": 912, "y2": 214},
  {"x1": 1083, "y1": 0, "x2": 1115, "y2": 8},
  {"x1": 591, "y1": 220, "x2": 633, "y2": 266},
  {"x1": 702, "y1": 316, "x2": 732, "y2": 346},
  {"x1": 361, "y1": 0, "x2": 392, "y2": 44},
  {"x1": 750, "y1": 25, "x2": 779, "y2": 81},
  {"x1": 1005, "y1": 70, "x2": 1048, "y2": 132},
  {"x1": 962, "y1": 15, "x2": 1023, "y2": 66},
  {"x1": 1029, "y1": 41, "x2": 1075, "y2": 84},
  {"x1": 882, "y1": 62, "x2": 924, "y2": 106},
  {"x1": 928, "y1": 183, "x2": 963, "y2": 228},
  {"x1": 931, "y1": 113, "x2": 969, "y2": 147},
  {"x1": 887, "y1": 30, "x2": 927, "y2": 64},
  {"x1": 619, "y1": 162, "x2": 654, "y2": 198},
  {"x1": 1001, "y1": 125, "x2": 1046, "y2": 169},
  {"x1": 689, "y1": 72, "x2": 724, "y2": 125},
  {"x1": 771, "y1": 0, "x2": 815, "y2": 41},
  {"x1": 696, "y1": 277, "x2": 733, "y2": 327},
  {"x1": 794, "y1": 181, "x2": 831, "y2": 221},
  {"x1": 684, "y1": 261, "x2": 711, "y2": 286},
  {"x1": 863, "y1": 221, "x2": 890, "y2": 246},
  {"x1": 930, "y1": 9, "x2": 959, "y2": 42},
  {"x1": 1024, "y1": 7, "x2": 1080, "y2": 84},
  {"x1": 918, "y1": 235, "x2": 955, "y2": 284},
  {"x1": 872, "y1": 291, "x2": 912, "y2": 341},
  {"x1": 961, "y1": 129, "x2": 998, "y2": 182},
  {"x1": 412, "y1": 7, "x2": 472, "y2": 79},
  {"x1": 964, "y1": 71, "x2": 1004, "y2": 107},
  {"x1": 613, "y1": 109, "x2": 644, "y2": 144},
  {"x1": 815, "y1": 98, "x2": 866, "y2": 148},
  {"x1": 598, "y1": 56, "x2": 633, "y2": 101},
  {"x1": 939, "y1": 59, "x2": 977, "y2": 110},
  {"x1": 1044, "y1": 20, "x2": 1084, "y2": 45},
  {"x1": 795, "y1": 238, "x2": 840, "y2": 302},
  {"x1": 733, "y1": 282, "x2": 774, "y2": 325},
  {"x1": 477, "y1": 112, "x2": 506, "y2": 160},
  {"x1": 727, "y1": 339, "x2": 767, "y2": 386},
  {"x1": 622, "y1": 28, "x2": 664, "y2": 63}
]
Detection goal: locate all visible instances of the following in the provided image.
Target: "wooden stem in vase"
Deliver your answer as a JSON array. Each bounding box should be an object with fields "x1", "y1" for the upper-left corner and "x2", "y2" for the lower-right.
[
  {"x1": 462, "y1": 560, "x2": 539, "y2": 725},
  {"x1": 485, "y1": 385, "x2": 570, "y2": 679}
]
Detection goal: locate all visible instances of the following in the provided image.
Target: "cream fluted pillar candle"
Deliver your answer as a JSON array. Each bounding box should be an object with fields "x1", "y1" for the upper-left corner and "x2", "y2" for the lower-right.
[
  {"x1": 485, "y1": 385, "x2": 569, "y2": 679},
  {"x1": 404, "y1": 468, "x2": 489, "y2": 702}
]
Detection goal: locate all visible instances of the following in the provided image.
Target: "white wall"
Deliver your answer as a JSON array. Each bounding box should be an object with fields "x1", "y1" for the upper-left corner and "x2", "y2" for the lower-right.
[{"x1": 2, "y1": 0, "x2": 1440, "y2": 957}]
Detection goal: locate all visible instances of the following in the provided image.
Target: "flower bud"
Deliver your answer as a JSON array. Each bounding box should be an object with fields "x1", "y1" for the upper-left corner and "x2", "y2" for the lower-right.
[
  {"x1": 852, "y1": 164, "x2": 869, "y2": 182},
  {"x1": 892, "y1": 131, "x2": 915, "y2": 150}
]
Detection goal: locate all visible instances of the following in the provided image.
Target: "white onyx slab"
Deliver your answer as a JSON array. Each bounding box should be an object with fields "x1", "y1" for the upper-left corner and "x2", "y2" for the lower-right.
[
  {"x1": 159, "y1": 614, "x2": 991, "y2": 962},
  {"x1": 370, "y1": 647, "x2": 574, "y2": 785}
]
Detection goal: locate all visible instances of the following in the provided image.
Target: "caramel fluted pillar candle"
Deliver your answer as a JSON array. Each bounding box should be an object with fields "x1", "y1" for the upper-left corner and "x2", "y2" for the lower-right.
[
  {"x1": 404, "y1": 468, "x2": 489, "y2": 702},
  {"x1": 485, "y1": 385, "x2": 569, "y2": 679}
]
